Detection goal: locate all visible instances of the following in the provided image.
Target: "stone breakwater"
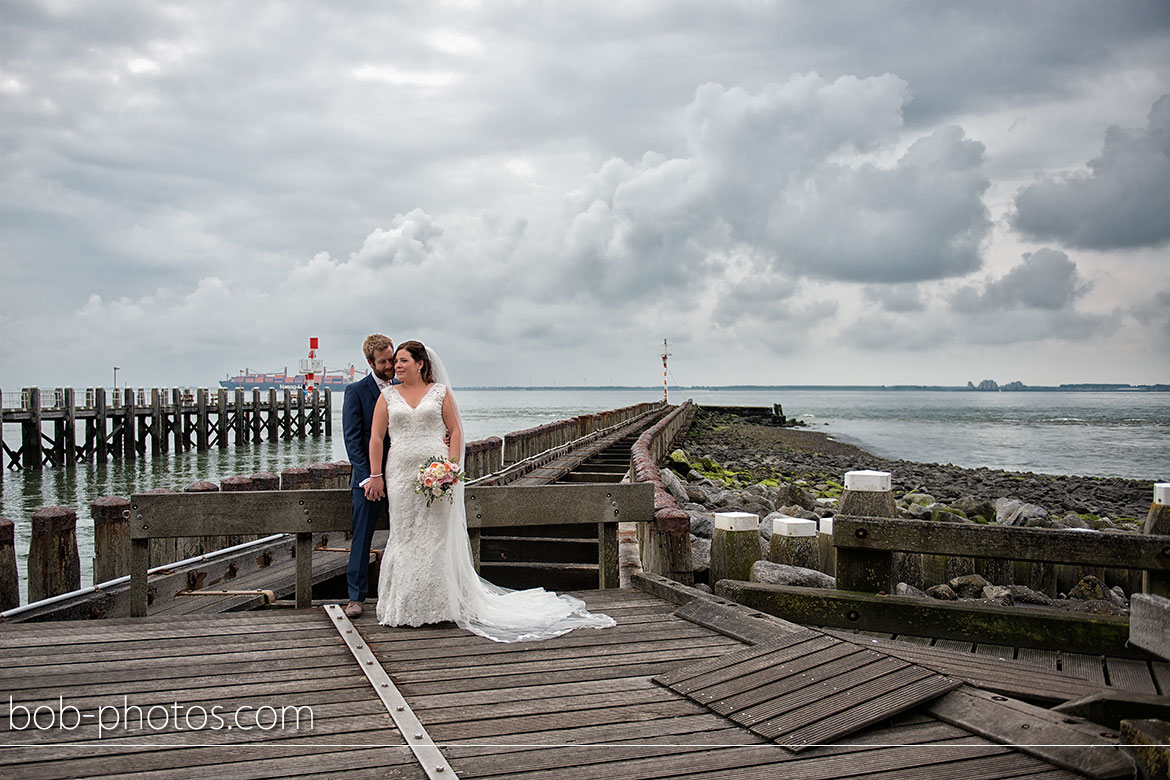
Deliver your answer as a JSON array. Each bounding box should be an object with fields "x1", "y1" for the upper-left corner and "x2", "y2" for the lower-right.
[
  {"x1": 664, "y1": 408, "x2": 1157, "y2": 612},
  {"x1": 683, "y1": 408, "x2": 1152, "y2": 528}
]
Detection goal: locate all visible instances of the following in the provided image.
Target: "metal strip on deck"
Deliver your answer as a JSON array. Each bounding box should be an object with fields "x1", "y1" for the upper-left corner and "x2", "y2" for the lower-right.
[
  {"x1": 653, "y1": 629, "x2": 960, "y2": 752},
  {"x1": 324, "y1": 604, "x2": 456, "y2": 779}
]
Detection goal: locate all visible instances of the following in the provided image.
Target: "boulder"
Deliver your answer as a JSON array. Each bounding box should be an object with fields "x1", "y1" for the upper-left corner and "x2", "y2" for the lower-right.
[
  {"x1": 926, "y1": 584, "x2": 958, "y2": 600},
  {"x1": 688, "y1": 511, "x2": 715, "y2": 539},
  {"x1": 779, "y1": 504, "x2": 819, "y2": 521},
  {"x1": 1061, "y1": 513, "x2": 1091, "y2": 529},
  {"x1": 949, "y1": 573, "x2": 991, "y2": 599},
  {"x1": 666, "y1": 449, "x2": 692, "y2": 475},
  {"x1": 1008, "y1": 585, "x2": 1054, "y2": 606},
  {"x1": 996, "y1": 498, "x2": 1054, "y2": 528},
  {"x1": 896, "y1": 582, "x2": 927, "y2": 598},
  {"x1": 750, "y1": 560, "x2": 836, "y2": 589},
  {"x1": 660, "y1": 467, "x2": 689, "y2": 505},
  {"x1": 932, "y1": 505, "x2": 971, "y2": 523},
  {"x1": 981, "y1": 585, "x2": 1014, "y2": 606},
  {"x1": 690, "y1": 535, "x2": 711, "y2": 573},
  {"x1": 1067, "y1": 575, "x2": 1108, "y2": 601},
  {"x1": 903, "y1": 492, "x2": 937, "y2": 506},
  {"x1": 951, "y1": 496, "x2": 996, "y2": 522},
  {"x1": 907, "y1": 502, "x2": 934, "y2": 520},
  {"x1": 775, "y1": 483, "x2": 816, "y2": 511},
  {"x1": 742, "y1": 498, "x2": 775, "y2": 519}
]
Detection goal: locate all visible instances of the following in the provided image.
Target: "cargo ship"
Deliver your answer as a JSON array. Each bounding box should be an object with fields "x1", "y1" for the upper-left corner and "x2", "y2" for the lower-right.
[{"x1": 219, "y1": 338, "x2": 366, "y2": 391}]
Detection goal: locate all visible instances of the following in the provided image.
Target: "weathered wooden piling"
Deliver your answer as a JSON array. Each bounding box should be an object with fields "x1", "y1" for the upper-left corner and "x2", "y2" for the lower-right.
[
  {"x1": 839, "y1": 471, "x2": 924, "y2": 590},
  {"x1": 711, "y1": 512, "x2": 761, "y2": 583},
  {"x1": 817, "y1": 517, "x2": 837, "y2": 578},
  {"x1": 27, "y1": 506, "x2": 81, "y2": 602},
  {"x1": 0, "y1": 517, "x2": 18, "y2": 610},
  {"x1": 250, "y1": 471, "x2": 280, "y2": 491},
  {"x1": 92, "y1": 496, "x2": 131, "y2": 584},
  {"x1": 1142, "y1": 483, "x2": 1170, "y2": 597},
  {"x1": 281, "y1": 466, "x2": 312, "y2": 491},
  {"x1": 307, "y1": 462, "x2": 336, "y2": 489},
  {"x1": 768, "y1": 516, "x2": 819, "y2": 569}
]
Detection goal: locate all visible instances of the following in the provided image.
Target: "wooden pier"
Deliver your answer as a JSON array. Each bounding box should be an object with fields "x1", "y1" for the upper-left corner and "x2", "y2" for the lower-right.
[
  {"x1": 0, "y1": 583, "x2": 1141, "y2": 779},
  {"x1": 1, "y1": 386, "x2": 332, "y2": 471}
]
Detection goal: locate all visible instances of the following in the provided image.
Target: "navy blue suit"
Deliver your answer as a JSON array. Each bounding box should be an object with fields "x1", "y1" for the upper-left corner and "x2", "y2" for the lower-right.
[{"x1": 342, "y1": 373, "x2": 393, "y2": 601}]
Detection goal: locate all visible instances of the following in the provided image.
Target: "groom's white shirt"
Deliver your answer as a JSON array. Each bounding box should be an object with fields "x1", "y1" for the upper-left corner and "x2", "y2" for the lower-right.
[{"x1": 358, "y1": 374, "x2": 396, "y2": 489}]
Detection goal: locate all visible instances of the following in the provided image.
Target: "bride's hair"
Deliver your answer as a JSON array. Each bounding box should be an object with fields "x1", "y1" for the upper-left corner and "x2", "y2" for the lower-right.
[{"x1": 395, "y1": 340, "x2": 433, "y2": 383}]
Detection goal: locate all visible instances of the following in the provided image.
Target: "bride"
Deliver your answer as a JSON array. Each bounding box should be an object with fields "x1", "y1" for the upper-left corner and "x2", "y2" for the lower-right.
[{"x1": 364, "y1": 340, "x2": 615, "y2": 642}]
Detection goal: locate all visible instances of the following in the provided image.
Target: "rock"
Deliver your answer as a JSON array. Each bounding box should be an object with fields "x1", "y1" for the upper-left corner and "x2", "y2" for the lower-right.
[
  {"x1": 1061, "y1": 513, "x2": 1091, "y2": 529},
  {"x1": 666, "y1": 449, "x2": 693, "y2": 475},
  {"x1": 982, "y1": 585, "x2": 1014, "y2": 606},
  {"x1": 742, "y1": 498, "x2": 775, "y2": 518},
  {"x1": 1008, "y1": 585, "x2": 1053, "y2": 606},
  {"x1": 688, "y1": 512, "x2": 715, "y2": 539},
  {"x1": 907, "y1": 502, "x2": 933, "y2": 520},
  {"x1": 1110, "y1": 585, "x2": 1128, "y2": 607},
  {"x1": 949, "y1": 573, "x2": 991, "y2": 599},
  {"x1": 759, "y1": 512, "x2": 788, "y2": 541},
  {"x1": 1067, "y1": 575, "x2": 1107, "y2": 601},
  {"x1": 926, "y1": 584, "x2": 958, "y2": 600},
  {"x1": 932, "y1": 505, "x2": 971, "y2": 523},
  {"x1": 903, "y1": 492, "x2": 937, "y2": 506},
  {"x1": 775, "y1": 483, "x2": 817, "y2": 511},
  {"x1": 686, "y1": 485, "x2": 710, "y2": 504},
  {"x1": 1063, "y1": 598, "x2": 1128, "y2": 616},
  {"x1": 896, "y1": 582, "x2": 927, "y2": 598},
  {"x1": 779, "y1": 504, "x2": 819, "y2": 521},
  {"x1": 690, "y1": 535, "x2": 711, "y2": 572},
  {"x1": 692, "y1": 583, "x2": 713, "y2": 594},
  {"x1": 660, "y1": 467, "x2": 689, "y2": 504},
  {"x1": 996, "y1": 498, "x2": 1054, "y2": 528},
  {"x1": 952, "y1": 496, "x2": 996, "y2": 522},
  {"x1": 750, "y1": 560, "x2": 836, "y2": 589}
]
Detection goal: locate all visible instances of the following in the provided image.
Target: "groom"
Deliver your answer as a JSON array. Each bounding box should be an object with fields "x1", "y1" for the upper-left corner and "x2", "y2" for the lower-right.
[{"x1": 341, "y1": 333, "x2": 396, "y2": 618}]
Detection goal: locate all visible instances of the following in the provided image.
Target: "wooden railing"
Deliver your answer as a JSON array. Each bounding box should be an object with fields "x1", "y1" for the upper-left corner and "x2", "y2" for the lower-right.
[
  {"x1": 832, "y1": 516, "x2": 1170, "y2": 597},
  {"x1": 127, "y1": 482, "x2": 653, "y2": 616}
]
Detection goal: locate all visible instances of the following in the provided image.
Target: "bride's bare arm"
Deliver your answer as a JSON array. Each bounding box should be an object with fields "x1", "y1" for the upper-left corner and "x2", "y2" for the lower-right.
[
  {"x1": 441, "y1": 390, "x2": 463, "y2": 464},
  {"x1": 365, "y1": 395, "x2": 388, "y2": 500}
]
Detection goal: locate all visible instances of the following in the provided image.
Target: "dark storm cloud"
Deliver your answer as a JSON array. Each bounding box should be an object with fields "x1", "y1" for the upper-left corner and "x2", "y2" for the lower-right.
[{"x1": 1012, "y1": 95, "x2": 1170, "y2": 250}]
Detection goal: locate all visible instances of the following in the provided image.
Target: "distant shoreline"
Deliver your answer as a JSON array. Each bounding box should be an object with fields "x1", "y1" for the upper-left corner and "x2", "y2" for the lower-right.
[{"x1": 460, "y1": 384, "x2": 1170, "y2": 392}]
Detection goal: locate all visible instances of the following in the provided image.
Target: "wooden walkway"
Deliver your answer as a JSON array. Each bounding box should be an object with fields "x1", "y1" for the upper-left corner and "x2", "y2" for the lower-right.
[{"x1": 0, "y1": 588, "x2": 1125, "y2": 779}]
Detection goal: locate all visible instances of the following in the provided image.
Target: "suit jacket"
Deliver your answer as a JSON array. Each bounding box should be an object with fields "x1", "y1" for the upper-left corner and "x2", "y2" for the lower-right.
[{"x1": 342, "y1": 374, "x2": 394, "y2": 489}]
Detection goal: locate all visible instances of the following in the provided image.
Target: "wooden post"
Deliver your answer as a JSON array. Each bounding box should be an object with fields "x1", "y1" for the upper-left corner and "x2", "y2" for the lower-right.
[
  {"x1": 234, "y1": 389, "x2": 246, "y2": 445},
  {"x1": 311, "y1": 389, "x2": 321, "y2": 436},
  {"x1": 122, "y1": 387, "x2": 136, "y2": 461},
  {"x1": 281, "y1": 466, "x2": 312, "y2": 491},
  {"x1": 172, "y1": 388, "x2": 183, "y2": 452},
  {"x1": 640, "y1": 508, "x2": 693, "y2": 585},
  {"x1": 768, "y1": 517, "x2": 819, "y2": 568},
  {"x1": 95, "y1": 387, "x2": 108, "y2": 462},
  {"x1": 91, "y1": 496, "x2": 131, "y2": 584},
  {"x1": 838, "y1": 470, "x2": 921, "y2": 588},
  {"x1": 282, "y1": 389, "x2": 292, "y2": 440},
  {"x1": 1143, "y1": 483, "x2": 1170, "y2": 597},
  {"x1": 0, "y1": 517, "x2": 18, "y2": 611},
  {"x1": 295, "y1": 388, "x2": 306, "y2": 437},
  {"x1": 150, "y1": 388, "x2": 163, "y2": 455},
  {"x1": 27, "y1": 506, "x2": 81, "y2": 602},
  {"x1": 252, "y1": 389, "x2": 262, "y2": 443},
  {"x1": 818, "y1": 517, "x2": 837, "y2": 578},
  {"x1": 267, "y1": 389, "x2": 278, "y2": 441},
  {"x1": 598, "y1": 520, "x2": 618, "y2": 589},
  {"x1": 324, "y1": 388, "x2": 332, "y2": 436},
  {"x1": 22, "y1": 387, "x2": 41, "y2": 470},
  {"x1": 250, "y1": 471, "x2": 280, "y2": 490},
  {"x1": 220, "y1": 475, "x2": 255, "y2": 547},
  {"x1": 63, "y1": 387, "x2": 76, "y2": 466},
  {"x1": 307, "y1": 462, "x2": 334, "y2": 489},
  {"x1": 280, "y1": 467, "x2": 314, "y2": 608},
  {"x1": 216, "y1": 388, "x2": 227, "y2": 449},
  {"x1": 196, "y1": 388, "x2": 209, "y2": 450},
  {"x1": 710, "y1": 512, "x2": 761, "y2": 583}
]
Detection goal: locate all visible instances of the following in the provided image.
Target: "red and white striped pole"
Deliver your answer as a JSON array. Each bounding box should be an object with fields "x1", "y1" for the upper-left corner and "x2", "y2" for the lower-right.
[
  {"x1": 661, "y1": 339, "x2": 671, "y2": 403},
  {"x1": 305, "y1": 337, "x2": 318, "y2": 392}
]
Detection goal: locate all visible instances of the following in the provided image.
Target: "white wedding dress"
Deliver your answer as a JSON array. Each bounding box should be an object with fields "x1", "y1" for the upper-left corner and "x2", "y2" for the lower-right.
[{"x1": 375, "y1": 372, "x2": 615, "y2": 642}]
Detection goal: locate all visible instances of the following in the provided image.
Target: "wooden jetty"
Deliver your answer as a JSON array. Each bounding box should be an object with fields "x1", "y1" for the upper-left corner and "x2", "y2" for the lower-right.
[
  {"x1": 0, "y1": 580, "x2": 1142, "y2": 779},
  {"x1": 1, "y1": 386, "x2": 332, "y2": 470}
]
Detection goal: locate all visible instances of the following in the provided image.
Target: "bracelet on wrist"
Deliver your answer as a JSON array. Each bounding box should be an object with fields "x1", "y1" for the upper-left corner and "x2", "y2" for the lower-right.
[{"x1": 370, "y1": 474, "x2": 382, "y2": 479}]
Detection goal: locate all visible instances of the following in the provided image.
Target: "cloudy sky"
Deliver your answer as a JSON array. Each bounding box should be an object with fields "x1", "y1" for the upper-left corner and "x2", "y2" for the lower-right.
[{"x1": 2, "y1": 1, "x2": 1168, "y2": 389}]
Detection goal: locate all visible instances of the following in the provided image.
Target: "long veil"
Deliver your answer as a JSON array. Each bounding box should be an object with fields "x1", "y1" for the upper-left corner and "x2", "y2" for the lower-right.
[{"x1": 425, "y1": 346, "x2": 616, "y2": 642}]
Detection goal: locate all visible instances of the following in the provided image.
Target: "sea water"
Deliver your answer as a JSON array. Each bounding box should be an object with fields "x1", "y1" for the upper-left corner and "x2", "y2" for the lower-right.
[{"x1": 2, "y1": 388, "x2": 1167, "y2": 603}]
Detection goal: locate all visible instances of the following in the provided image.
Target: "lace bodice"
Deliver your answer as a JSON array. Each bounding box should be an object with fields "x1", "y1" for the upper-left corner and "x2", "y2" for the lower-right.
[{"x1": 384, "y1": 383, "x2": 448, "y2": 464}]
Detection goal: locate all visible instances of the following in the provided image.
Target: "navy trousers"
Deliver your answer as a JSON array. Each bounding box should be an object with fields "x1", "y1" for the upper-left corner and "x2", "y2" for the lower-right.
[{"x1": 348, "y1": 487, "x2": 385, "y2": 602}]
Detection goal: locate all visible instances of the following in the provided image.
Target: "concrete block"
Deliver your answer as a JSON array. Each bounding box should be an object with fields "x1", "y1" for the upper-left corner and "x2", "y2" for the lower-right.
[
  {"x1": 844, "y1": 470, "x2": 892, "y2": 492},
  {"x1": 772, "y1": 517, "x2": 817, "y2": 537},
  {"x1": 1154, "y1": 483, "x2": 1169, "y2": 506},
  {"x1": 715, "y1": 511, "x2": 759, "y2": 532}
]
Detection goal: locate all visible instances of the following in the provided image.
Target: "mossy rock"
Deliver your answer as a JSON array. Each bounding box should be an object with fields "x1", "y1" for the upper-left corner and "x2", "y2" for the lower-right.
[
  {"x1": 931, "y1": 506, "x2": 969, "y2": 523},
  {"x1": 666, "y1": 449, "x2": 693, "y2": 475},
  {"x1": 903, "y1": 492, "x2": 936, "y2": 506},
  {"x1": 970, "y1": 514, "x2": 991, "y2": 525}
]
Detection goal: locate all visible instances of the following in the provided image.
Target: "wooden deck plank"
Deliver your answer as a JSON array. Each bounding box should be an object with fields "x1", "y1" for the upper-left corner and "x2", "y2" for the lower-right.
[
  {"x1": 973, "y1": 643, "x2": 1015, "y2": 660},
  {"x1": 1015, "y1": 647, "x2": 1059, "y2": 670},
  {"x1": 1059, "y1": 652, "x2": 1106, "y2": 684},
  {"x1": 1105, "y1": 657, "x2": 1159, "y2": 695},
  {"x1": 1151, "y1": 661, "x2": 1170, "y2": 696},
  {"x1": 934, "y1": 639, "x2": 975, "y2": 652}
]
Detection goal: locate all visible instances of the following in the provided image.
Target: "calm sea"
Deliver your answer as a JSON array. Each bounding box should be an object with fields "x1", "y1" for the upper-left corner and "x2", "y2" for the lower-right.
[{"x1": 2, "y1": 388, "x2": 1167, "y2": 602}]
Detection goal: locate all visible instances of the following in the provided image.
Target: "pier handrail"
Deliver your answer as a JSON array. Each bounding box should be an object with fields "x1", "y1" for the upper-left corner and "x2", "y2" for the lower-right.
[
  {"x1": 126, "y1": 482, "x2": 653, "y2": 616},
  {"x1": 831, "y1": 516, "x2": 1170, "y2": 594}
]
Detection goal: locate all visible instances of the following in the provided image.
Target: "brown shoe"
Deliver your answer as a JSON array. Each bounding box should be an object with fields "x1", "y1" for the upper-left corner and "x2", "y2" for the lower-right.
[{"x1": 344, "y1": 600, "x2": 363, "y2": 618}]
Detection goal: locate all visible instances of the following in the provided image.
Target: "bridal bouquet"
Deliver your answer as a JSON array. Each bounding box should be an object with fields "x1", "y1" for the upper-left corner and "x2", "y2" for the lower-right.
[{"x1": 415, "y1": 456, "x2": 463, "y2": 507}]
